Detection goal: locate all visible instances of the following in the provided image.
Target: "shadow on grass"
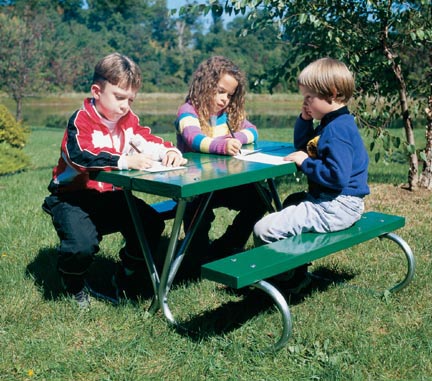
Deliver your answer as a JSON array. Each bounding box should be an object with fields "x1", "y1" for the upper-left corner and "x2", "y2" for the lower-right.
[
  {"x1": 24, "y1": 236, "x2": 201, "y2": 305},
  {"x1": 175, "y1": 267, "x2": 355, "y2": 343},
  {"x1": 26, "y1": 247, "x2": 63, "y2": 300},
  {"x1": 25, "y1": 247, "x2": 124, "y2": 302}
]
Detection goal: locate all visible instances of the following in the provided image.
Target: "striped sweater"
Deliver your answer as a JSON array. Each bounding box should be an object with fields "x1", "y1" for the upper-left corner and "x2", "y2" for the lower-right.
[{"x1": 175, "y1": 102, "x2": 258, "y2": 155}]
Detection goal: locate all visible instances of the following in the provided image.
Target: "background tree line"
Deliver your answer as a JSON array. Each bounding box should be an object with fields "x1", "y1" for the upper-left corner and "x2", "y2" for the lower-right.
[
  {"x1": 217, "y1": 0, "x2": 431, "y2": 190},
  {"x1": 0, "y1": 0, "x2": 431, "y2": 189},
  {"x1": 0, "y1": 0, "x2": 292, "y2": 121}
]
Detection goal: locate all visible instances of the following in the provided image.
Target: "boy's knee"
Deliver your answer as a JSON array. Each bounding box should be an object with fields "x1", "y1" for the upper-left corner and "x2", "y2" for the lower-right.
[{"x1": 57, "y1": 248, "x2": 96, "y2": 274}]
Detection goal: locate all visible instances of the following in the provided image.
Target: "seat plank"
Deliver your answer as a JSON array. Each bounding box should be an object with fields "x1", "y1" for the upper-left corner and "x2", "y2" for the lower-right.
[{"x1": 202, "y1": 212, "x2": 405, "y2": 289}]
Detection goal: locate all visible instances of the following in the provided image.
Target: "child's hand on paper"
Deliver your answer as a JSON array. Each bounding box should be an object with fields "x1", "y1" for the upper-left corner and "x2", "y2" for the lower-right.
[
  {"x1": 162, "y1": 150, "x2": 188, "y2": 167},
  {"x1": 126, "y1": 153, "x2": 154, "y2": 170},
  {"x1": 226, "y1": 138, "x2": 242, "y2": 156},
  {"x1": 284, "y1": 150, "x2": 308, "y2": 166}
]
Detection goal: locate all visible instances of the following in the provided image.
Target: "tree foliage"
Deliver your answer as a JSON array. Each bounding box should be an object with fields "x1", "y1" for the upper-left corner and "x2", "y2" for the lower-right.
[
  {"x1": 0, "y1": 0, "x2": 291, "y2": 98},
  {"x1": 1, "y1": 0, "x2": 431, "y2": 187},
  {"x1": 220, "y1": 0, "x2": 432, "y2": 189},
  {"x1": 0, "y1": 7, "x2": 50, "y2": 121}
]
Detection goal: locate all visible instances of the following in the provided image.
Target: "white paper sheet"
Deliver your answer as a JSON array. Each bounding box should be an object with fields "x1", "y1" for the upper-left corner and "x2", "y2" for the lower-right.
[
  {"x1": 234, "y1": 152, "x2": 292, "y2": 165},
  {"x1": 236, "y1": 148, "x2": 262, "y2": 156},
  {"x1": 141, "y1": 161, "x2": 186, "y2": 172}
]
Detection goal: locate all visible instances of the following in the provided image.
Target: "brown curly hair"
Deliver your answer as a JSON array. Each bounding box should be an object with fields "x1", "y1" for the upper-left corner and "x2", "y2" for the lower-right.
[{"x1": 186, "y1": 56, "x2": 247, "y2": 135}]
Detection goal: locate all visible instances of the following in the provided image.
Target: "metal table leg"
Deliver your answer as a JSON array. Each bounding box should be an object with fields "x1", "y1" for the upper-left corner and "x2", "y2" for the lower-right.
[
  {"x1": 159, "y1": 193, "x2": 214, "y2": 325},
  {"x1": 123, "y1": 189, "x2": 160, "y2": 313}
]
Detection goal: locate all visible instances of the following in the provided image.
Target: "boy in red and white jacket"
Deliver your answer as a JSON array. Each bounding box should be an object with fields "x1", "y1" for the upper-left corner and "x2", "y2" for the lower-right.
[{"x1": 43, "y1": 53, "x2": 186, "y2": 307}]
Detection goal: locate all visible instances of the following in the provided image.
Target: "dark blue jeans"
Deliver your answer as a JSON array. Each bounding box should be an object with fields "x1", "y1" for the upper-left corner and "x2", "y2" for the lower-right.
[
  {"x1": 43, "y1": 190, "x2": 164, "y2": 275},
  {"x1": 183, "y1": 183, "x2": 270, "y2": 259}
]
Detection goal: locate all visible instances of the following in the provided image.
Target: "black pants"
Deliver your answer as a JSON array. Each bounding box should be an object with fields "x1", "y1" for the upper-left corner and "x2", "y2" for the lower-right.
[
  {"x1": 42, "y1": 190, "x2": 164, "y2": 275},
  {"x1": 183, "y1": 183, "x2": 270, "y2": 257}
]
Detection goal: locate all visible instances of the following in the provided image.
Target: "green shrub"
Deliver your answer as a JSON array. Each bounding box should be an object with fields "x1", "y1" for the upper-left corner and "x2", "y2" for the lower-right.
[
  {"x1": 0, "y1": 142, "x2": 31, "y2": 175},
  {"x1": 45, "y1": 114, "x2": 68, "y2": 129},
  {"x1": 0, "y1": 104, "x2": 29, "y2": 148},
  {"x1": 0, "y1": 104, "x2": 31, "y2": 174}
]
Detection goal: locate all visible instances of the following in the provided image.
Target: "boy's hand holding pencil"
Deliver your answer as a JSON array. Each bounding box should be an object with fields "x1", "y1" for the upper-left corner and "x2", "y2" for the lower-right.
[
  {"x1": 128, "y1": 141, "x2": 187, "y2": 169},
  {"x1": 126, "y1": 143, "x2": 154, "y2": 170}
]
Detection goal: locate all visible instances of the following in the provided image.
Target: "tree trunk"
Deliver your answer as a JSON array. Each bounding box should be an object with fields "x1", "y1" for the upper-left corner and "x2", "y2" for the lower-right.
[
  {"x1": 419, "y1": 94, "x2": 432, "y2": 189},
  {"x1": 399, "y1": 86, "x2": 418, "y2": 191},
  {"x1": 382, "y1": 24, "x2": 418, "y2": 190},
  {"x1": 13, "y1": 95, "x2": 23, "y2": 122},
  {"x1": 176, "y1": 20, "x2": 186, "y2": 53}
]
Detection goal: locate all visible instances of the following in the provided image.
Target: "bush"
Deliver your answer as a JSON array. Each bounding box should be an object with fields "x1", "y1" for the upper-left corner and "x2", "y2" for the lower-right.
[
  {"x1": 0, "y1": 104, "x2": 29, "y2": 148},
  {"x1": 0, "y1": 104, "x2": 31, "y2": 174},
  {"x1": 0, "y1": 142, "x2": 31, "y2": 175},
  {"x1": 45, "y1": 114, "x2": 68, "y2": 129}
]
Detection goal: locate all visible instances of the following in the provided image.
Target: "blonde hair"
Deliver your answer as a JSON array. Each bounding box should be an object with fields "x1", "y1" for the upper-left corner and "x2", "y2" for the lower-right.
[
  {"x1": 187, "y1": 56, "x2": 247, "y2": 134},
  {"x1": 92, "y1": 52, "x2": 142, "y2": 91},
  {"x1": 298, "y1": 58, "x2": 354, "y2": 104}
]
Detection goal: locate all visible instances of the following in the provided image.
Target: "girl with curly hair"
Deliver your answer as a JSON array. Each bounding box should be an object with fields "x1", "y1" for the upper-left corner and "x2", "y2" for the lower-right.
[{"x1": 175, "y1": 56, "x2": 269, "y2": 263}]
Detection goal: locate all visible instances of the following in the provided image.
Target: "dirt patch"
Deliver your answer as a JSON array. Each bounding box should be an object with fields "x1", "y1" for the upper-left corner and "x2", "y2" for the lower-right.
[{"x1": 366, "y1": 183, "x2": 432, "y2": 229}]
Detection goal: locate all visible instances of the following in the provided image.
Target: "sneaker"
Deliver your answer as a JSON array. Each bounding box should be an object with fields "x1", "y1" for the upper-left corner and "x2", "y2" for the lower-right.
[
  {"x1": 112, "y1": 265, "x2": 148, "y2": 301},
  {"x1": 73, "y1": 289, "x2": 91, "y2": 309},
  {"x1": 284, "y1": 270, "x2": 312, "y2": 294},
  {"x1": 271, "y1": 265, "x2": 312, "y2": 294},
  {"x1": 206, "y1": 239, "x2": 245, "y2": 262},
  {"x1": 60, "y1": 273, "x2": 90, "y2": 309}
]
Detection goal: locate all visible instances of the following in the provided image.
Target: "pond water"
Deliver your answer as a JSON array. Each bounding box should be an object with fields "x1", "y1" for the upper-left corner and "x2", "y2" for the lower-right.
[{"x1": 1, "y1": 94, "x2": 301, "y2": 133}]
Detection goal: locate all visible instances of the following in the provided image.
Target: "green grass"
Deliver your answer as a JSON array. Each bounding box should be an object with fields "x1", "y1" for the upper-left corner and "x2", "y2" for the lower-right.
[{"x1": 1, "y1": 126, "x2": 431, "y2": 380}]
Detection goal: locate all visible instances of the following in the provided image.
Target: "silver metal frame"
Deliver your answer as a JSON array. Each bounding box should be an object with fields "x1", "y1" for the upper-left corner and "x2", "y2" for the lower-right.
[
  {"x1": 124, "y1": 189, "x2": 415, "y2": 352},
  {"x1": 247, "y1": 231, "x2": 415, "y2": 351}
]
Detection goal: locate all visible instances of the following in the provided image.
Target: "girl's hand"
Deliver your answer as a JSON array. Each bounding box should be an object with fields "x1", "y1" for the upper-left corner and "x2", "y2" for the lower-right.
[
  {"x1": 162, "y1": 151, "x2": 188, "y2": 167},
  {"x1": 126, "y1": 154, "x2": 155, "y2": 170},
  {"x1": 284, "y1": 150, "x2": 308, "y2": 166},
  {"x1": 226, "y1": 138, "x2": 242, "y2": 156}
]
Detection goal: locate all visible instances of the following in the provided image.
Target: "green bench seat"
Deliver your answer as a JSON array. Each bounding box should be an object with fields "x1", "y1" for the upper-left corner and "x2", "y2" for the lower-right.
[{"x1": 201, "y1": 211, "x2": 415, "y2": 351}]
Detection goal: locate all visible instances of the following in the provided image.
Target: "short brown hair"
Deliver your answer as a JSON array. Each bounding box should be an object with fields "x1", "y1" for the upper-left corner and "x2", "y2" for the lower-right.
[
  {"x1": 298, "y1": 58, "x2": 354, "y2": 104},
  {"x1": 92, "y1": 52, "x2": 142, "y2": 91}
]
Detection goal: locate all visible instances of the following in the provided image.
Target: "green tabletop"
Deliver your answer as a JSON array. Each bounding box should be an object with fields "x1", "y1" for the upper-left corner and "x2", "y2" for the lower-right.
[{"x1": 92, "y1": 140, "x2": 297, "y2": 198}]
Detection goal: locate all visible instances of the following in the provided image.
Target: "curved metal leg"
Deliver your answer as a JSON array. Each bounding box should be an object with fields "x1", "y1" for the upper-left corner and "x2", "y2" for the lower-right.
[
  {"x1": 381, "y1": 232, "x2": 416, "y2": 293},
  {"x1": 252, "y1": 280, "x2": 292, "y2": 351}
]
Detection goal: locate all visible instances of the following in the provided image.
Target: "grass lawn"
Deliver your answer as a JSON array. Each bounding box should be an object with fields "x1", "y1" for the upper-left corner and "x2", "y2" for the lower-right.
[{"x1": 1, "y1": 125, "x2": 431, "y2": 380}]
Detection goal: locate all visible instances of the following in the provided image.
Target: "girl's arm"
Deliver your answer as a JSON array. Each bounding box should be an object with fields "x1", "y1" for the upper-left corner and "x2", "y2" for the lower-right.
[{"x1": 176, "y1": 104, "x2": 258, "y2": 155}]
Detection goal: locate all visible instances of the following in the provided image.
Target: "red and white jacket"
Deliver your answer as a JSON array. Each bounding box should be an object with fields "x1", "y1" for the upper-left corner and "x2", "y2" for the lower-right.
[{"x1": 48, "y1": 98, "x2": 179, "y2": 194}]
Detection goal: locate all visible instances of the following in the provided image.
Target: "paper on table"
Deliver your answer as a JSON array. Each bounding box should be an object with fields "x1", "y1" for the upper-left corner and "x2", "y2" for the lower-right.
[
  {"x1": 234, "y1": 152, "x2": 292, "y2": 165},
  {"x1": 141, "y1": 161, "x2": 186, "y2": 173},
  {"x1": 236, "y1": 148, "x2": 262, "y2": 156}
]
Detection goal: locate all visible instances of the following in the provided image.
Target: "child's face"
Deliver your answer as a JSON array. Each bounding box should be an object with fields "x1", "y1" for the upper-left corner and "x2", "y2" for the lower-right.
[
  {"x1": 299, "y1": 85, "x2": 344, "y2": 120},
  {"x1": 210, "y1": 73, "x2": 238, "y2": 115},
  {"x1": 91, "y1": 82, "x2": 137, "y2": 122}
]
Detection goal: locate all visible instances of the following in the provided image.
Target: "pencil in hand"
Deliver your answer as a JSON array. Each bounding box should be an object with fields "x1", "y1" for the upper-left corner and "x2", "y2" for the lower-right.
[
  {"x1": 129, "y1": 141, "x2": 142, "y2": 154},
  {"x1": 227, "y1": 121, "x2": 242, "y2": 155}
]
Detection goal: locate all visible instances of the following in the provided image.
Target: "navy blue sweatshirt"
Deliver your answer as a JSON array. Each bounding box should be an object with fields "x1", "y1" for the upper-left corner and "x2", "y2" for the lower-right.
[{"x1": 294, "y1": 106, "x2": 370, "y2": 198}]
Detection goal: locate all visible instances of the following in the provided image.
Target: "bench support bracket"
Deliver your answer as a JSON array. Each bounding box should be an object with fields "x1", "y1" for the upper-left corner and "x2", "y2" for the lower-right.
[
  {"x1": 381, "y1": 232, "x2": 415, "y2": 293},
  {"x1": 252, "y1": 280, "x2": 293, "y2": 351}
]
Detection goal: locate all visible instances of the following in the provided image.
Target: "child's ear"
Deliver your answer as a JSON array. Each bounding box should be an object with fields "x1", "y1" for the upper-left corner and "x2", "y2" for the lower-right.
[
  {"x1": 91, "y1": 84, "x2": 102, "y2": 98},
  {"x1": 330, "y1": 87, "x2": 338, "y2": 102}
]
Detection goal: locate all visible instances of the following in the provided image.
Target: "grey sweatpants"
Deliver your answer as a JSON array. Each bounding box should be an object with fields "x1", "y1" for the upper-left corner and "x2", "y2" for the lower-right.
[{"x1": 254, "y1": 192, "x2": 364, "y2": 244}]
